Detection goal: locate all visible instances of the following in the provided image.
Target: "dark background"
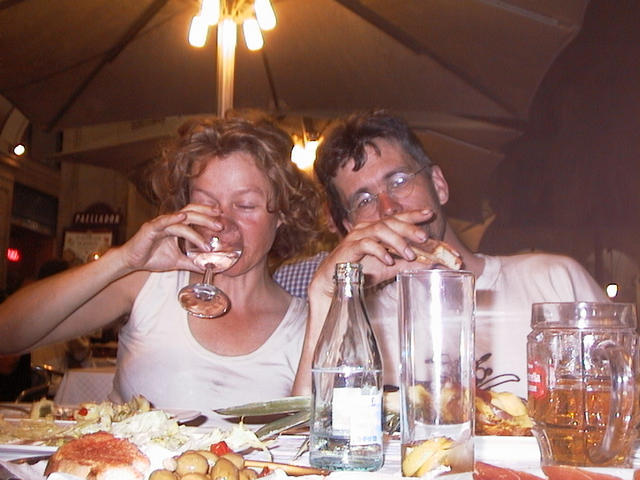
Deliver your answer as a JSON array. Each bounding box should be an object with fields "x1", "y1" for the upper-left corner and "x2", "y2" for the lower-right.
[{"x1": 479, "y1": 0, "x2": 640, "y2": 301}]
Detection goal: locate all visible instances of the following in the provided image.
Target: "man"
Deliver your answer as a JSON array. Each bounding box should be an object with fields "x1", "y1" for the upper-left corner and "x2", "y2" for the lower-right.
[{"x1": 293, "y1": 111, "x2": 606, "y2": 398}]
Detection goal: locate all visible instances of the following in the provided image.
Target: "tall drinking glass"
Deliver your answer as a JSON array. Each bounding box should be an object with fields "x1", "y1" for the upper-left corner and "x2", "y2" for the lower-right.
[{"x1": 398, "y1": 269, "x2": 475, "y2": 478}]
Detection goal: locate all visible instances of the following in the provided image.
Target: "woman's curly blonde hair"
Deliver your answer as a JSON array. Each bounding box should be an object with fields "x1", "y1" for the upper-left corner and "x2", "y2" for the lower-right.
[{"x1": 149, "y1": 116, "x2": 322, "y2": 261}]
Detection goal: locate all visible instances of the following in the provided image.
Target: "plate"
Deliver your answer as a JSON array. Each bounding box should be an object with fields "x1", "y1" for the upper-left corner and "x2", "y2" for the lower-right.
[
  {"x1": 0, "y1": 443, "x2": 57, "y2": 462},
  {"x1": 162, "y1": 409, "x2": 202, "y2": 424},
  {"x1": 0, "y1": 403, "x2": 31, "y2": 419}
]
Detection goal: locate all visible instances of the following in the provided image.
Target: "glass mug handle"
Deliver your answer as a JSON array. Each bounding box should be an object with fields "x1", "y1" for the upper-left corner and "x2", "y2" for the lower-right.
[{"x1": 587, "y1": 340, "x2": 636, "y2": 464}]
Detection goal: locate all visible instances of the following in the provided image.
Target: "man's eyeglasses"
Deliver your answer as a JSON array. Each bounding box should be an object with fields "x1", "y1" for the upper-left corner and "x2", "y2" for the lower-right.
[{"x1": 345, "y1": 165, "x2": 429, "y2": 220}]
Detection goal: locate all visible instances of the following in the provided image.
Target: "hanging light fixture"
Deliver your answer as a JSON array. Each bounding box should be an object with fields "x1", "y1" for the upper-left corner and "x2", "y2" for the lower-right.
[{"x1": 188, "y1": 0, "x2": 276, "y2": 51}]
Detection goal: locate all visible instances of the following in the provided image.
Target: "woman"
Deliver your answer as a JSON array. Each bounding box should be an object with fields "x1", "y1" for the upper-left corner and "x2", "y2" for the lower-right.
[{"x1": 0, "y1": 117, "x2": 320, "y2": 420}]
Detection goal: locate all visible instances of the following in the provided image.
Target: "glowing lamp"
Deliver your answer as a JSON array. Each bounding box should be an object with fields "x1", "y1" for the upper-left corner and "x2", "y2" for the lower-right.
[
  {"x1": 201, "y1": 0, "x2": 220, "y2": 25},
  {"x1": 188, "y1": 15, "x2": 209, "y2": 47},
  {"x1": 255, "y1": 0, "x2": 276, "y2": 30},
  {"x1": 243, "y1": 17, "x2": 264, "y2": 51}
]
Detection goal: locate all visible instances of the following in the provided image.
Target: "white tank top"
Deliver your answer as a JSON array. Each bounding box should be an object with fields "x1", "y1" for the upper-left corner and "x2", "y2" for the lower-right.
[{"x1": 110, "y1": 270, "x2": 307, "y2": 424}]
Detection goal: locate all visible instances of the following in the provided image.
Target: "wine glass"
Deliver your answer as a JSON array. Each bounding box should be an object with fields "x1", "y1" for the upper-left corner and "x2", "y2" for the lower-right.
[{"x1": 177, "y1": 217, "x2": 243, "y2": 318}]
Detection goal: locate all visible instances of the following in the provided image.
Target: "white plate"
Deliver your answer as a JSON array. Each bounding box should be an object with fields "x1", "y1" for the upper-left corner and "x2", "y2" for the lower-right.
[
  {"x1": 162, "y1": 409, "x2": 202, "y2": 423},
  {"x1": 0, "y1": 403, "x2": 31, "y2": 418},
  {"x1": 0, "y1": 443, "x2": 57, "y2": 462}
]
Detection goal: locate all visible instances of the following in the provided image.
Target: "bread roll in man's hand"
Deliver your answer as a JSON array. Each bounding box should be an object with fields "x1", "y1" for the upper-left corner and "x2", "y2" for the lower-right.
[{"x1": 409, "y1": 238, "x2": 462, "y2": 270}]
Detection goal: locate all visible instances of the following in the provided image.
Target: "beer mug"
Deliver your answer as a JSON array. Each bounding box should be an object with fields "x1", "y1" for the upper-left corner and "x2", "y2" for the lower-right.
[{"x1": 527, "y1": 302, "x2": 639, "y2": 467}]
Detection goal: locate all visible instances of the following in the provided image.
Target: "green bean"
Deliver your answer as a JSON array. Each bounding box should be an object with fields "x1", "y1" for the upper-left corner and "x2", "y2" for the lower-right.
[
  {"x1": 254, "y1": 410, "x2": 311, "y2": 440},
  {"x1": 214, "y1": 396, "x2": 311, "y2": 416}
]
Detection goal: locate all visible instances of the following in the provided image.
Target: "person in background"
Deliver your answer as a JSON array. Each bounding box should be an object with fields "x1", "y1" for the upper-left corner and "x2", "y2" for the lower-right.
[
  {"x1": 0, "y1": 116, "x2": 320, "y2": 421},
  {"x1": 293, "y1": 110, "x2": 607, "y2": 398}
]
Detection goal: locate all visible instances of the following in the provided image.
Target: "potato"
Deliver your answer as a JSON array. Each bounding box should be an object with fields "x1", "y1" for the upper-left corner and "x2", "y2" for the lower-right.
[
  {"x1": 210, "y1": 457, "x2": 239, "y2": 480},
  {"x1": 175, "y1": 451, "x2": 209, "y2": 476},
  {"x1": 195, "y1": 449, "x2": 219, "y2": 467},
  {"x1": 180, "y1": 474, "x2": 210, "y2": 480},
  {"x1": 221, "y1": 452, "x2": 244, "y2": 469},
  {"x1": 149, "y1": 470, "x2": 178, "y2": 480},
  {"x1": 238, "y1": 468, "x2": 258, "y2": 480}
]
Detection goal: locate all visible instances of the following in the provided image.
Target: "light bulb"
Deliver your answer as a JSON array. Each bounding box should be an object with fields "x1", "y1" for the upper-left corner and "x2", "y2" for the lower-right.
[
  {"x1": 219, "y1": 18, "x2": 237, "y2": 50},
  {"x1": 188, "y1": 15, "x2": 209, "y2": 47},
  {"x1": 255, "y1": 0, "x2": 276, "y2": 30},
  {"x1": 200, "y1": 0, "x2": 220, "y2": 25},
  {"x1": 305, "y1": 139, "x2": 320, "y2": 159},
  {"x1": 13, "y1": 144, "x2": 26, "y2": 156},
  {"x1": 243, "y1": 17, "x2": 264, "y2": 51},
  {"x1": 291, "y1": 143, "x2": 315, "y2": 171},
  {"x1": 606, "y1": 282, "x2": 619, "y2": 298}
]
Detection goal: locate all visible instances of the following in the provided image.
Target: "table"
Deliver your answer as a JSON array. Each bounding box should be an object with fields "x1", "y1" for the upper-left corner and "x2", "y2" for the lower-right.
[
  {"x1": 53, "y1": 366, "x2": 116, "y2": 405},
  {"x1": 0, "y1": 434, "x2": 636, "y2": 479}
]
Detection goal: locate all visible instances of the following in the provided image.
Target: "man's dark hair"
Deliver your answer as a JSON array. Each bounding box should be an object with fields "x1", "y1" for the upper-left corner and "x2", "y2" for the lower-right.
[{"x1": 314, "y1": 110, "x2": 432, "y2": 235}]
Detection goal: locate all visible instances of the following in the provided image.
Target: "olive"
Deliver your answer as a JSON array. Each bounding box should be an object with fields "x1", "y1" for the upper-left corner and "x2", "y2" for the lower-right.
[
  {"x1": 149, "y1": 469, "x2": 178, "y2": 480},
  {"x1": 175, "y1": 451, "x2": 209, "y2": 476},
  {"x1": 195, "y1": 449, "x2": 219, "y2": 467},
  {"x1": 210, "y1": 457, "x2": 239, "y2": 480},
  {"x1": 238, "y1": 468, "x2": 258, "y2": 480},
  {"x1": 221, "y1": 452, "x2": 244, "y2": 470},
  {"x1": 180, "y1": 474, "x2": 210, "y2": 480}
]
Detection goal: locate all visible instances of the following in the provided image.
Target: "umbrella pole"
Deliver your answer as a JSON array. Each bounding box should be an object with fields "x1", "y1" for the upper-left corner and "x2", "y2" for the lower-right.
[{"x1": 217, "y1": 19, "x2": 237, "y2": 117}]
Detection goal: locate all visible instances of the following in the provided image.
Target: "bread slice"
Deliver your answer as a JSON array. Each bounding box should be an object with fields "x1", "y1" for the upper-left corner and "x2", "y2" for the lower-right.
[
  {"x1": 45, "y1": 431, "x2": 150, "y2": 480},
  {"x1": 409, "y1": 239, "x2": 462, "y2": 270}
]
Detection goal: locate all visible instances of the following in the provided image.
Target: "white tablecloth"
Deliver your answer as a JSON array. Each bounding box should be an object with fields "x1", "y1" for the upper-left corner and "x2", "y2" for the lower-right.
[{"x1": 53, "y1": 366, "x2": 115, "y2": 405}]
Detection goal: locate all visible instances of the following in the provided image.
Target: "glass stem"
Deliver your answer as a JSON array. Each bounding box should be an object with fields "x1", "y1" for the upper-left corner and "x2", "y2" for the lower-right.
[{"x1": 202, "y1": 266, "x2": 215, "y2": 285}]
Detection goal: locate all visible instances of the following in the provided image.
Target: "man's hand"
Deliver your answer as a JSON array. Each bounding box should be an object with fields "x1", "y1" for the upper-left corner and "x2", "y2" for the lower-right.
[{"x1": 308, "y1": 209, "x2": 436, "y2": 304}]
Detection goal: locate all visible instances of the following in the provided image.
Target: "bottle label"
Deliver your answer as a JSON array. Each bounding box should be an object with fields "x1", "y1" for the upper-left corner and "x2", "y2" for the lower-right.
[
  {"x1": 332, "y1": 387, "x2": 382, "y2": 445},
  {"x1": 527, "y1": 361, "x2": 546, "y2": 399}
]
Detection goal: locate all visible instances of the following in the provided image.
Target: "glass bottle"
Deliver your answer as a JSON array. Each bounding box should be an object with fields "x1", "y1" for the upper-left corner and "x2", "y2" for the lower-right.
[{"x1": 309, "y1": 262, "x2": 384, "y2": 471}]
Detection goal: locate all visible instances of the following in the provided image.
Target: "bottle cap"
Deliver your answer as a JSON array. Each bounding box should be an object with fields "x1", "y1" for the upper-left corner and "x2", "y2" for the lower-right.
[{"x1": 334, "y1": 262, "x2": 362, "y2": 282}]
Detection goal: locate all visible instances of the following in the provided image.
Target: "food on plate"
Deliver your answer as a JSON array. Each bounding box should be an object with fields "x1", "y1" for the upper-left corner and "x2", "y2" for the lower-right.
[
  {"x1": 475, "y1": 389, "x2": 533, "y2": 436},
  {"x1": 44, "y1": 431, "x2": 150, "y2": 480},
  {"x1": 30, "y1": 398, "x2": 56, "y2": 419},
  {"x1": 409, "y1": 238, "x2": 462, "y2": 270},
  {"x1": 73, "y1": 395, "x2": 151, "y2": 423},
  {"x1": 542, "y1": 465, "x2": 626, "y2": 480},
  {"x1": 475, "y1": 462, "x2": 628, "y2": 480},
  {"x1": 474, "y1": 461, "x2": 544, "y2": 479},
  {"x1": 150, "y1": 442, "x2": 266, "y2": 480},
  {"x1": 25, "y1": 395, "x2": 151, "y2": 422}
]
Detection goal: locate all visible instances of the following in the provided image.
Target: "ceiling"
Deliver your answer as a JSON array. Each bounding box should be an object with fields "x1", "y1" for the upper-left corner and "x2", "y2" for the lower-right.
[{"x1": 0, "y1": 0, "x2": 591, "y2": 221}]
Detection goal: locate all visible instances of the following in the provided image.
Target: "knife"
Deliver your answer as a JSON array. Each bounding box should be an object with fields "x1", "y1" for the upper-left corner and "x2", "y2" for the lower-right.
[{"x1": 9, "y1": 454, "x2": 53, "y2": 465}]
